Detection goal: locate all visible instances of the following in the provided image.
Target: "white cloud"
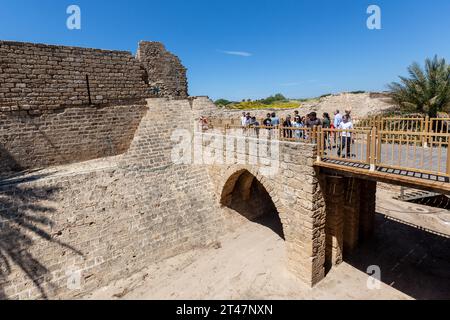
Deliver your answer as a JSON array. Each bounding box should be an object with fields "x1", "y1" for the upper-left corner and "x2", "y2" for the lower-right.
[
  {"x1": 219, "y1": 50, "x2": 253, "y2": 57},
  {"x1": 280, "y1": 80, "x2": 318, "y2": 87},
  {"x1": 280, "y1": 82, "x2": 301, "y2": 87}
]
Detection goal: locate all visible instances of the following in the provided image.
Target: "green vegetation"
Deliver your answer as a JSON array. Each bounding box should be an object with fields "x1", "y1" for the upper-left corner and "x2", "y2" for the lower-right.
[
  {"x1": 259, "y1": 93, "x2": 288, "y2": 105},
  {"x1": 388, "y1": 56, "x2": 450, "y2": 117},
  {"x1": 349, "y1": 90, "x2": 366, "y2": 94},
  {"x1": 214, "y1": 90, "x2": 368, "y2": 111},
  {"x1": 215, "y1": 93, "x2": 301, "y2": 110},
  {"x1": 214, "y1": 99, "x2": 233, "y2": 107},
  {"x1": 227, "y1": 101, "x2": 301, "y2": 110}
]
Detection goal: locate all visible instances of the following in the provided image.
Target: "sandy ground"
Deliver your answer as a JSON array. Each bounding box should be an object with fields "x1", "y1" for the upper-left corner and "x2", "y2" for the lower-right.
[
  {"x1": 84, "y1": 188, "x2": 449, "y2": 300},
  {"x1": 85, "y1": 222, "x2": 409, "y2": 300}
]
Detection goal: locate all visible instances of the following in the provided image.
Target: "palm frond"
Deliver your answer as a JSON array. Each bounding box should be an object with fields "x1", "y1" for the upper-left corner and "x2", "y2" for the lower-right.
[{"x1": 388, "y1": 56, "x2": 450, "y2": 117}]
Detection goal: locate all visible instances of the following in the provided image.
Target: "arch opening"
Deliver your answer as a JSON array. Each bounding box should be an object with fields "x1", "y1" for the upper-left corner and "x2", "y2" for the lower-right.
[{"x1": 220, "y1": 170, "x2": 285, "y2": 239}]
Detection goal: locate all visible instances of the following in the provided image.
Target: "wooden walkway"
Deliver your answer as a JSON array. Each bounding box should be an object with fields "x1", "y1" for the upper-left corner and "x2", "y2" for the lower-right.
[
  {"x1": 322, "y1": 143, "x2": 448, "y2": 182},
  {"x1": 213, "y1": 120, "x2": 450, "y2": 193},
  {"x1": 316, "y1": 160, "x2": 450, "y2": 194}
]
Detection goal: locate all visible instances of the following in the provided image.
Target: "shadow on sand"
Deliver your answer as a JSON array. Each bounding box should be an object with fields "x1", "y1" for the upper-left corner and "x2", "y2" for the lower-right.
[{"x1": 345, "y1": 213, "x2": 450, "y2": 300}]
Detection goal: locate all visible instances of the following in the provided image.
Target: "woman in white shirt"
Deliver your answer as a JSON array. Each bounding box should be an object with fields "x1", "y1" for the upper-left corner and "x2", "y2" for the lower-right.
[
  {"x1": 293, "y1": 116, "x2": 304, "y2": 140},
  {"x1": 337, "y1": 115, "x2": 353, "y2": 158},
  {"x1": 241, "y1": 112, "x2": 248, "y2": 127}
]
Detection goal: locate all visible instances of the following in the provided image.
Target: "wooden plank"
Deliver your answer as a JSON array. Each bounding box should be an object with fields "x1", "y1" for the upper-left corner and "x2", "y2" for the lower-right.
[{"x1": 315, "y1": 161, "x2": 450, "y2": 194}]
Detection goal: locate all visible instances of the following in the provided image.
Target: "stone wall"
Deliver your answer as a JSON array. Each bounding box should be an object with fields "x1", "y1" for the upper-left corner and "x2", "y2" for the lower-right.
[
  {"x1": 318, "y1": 175, "x2": 377, "y2": 272},
  {"x1": 204, "y1": 133, "x2": 327, "y2": 286},
  {"x1": 137, "y1": 42, "x2": 188, "y2": 99},
  {"x1": 0, "y1": 161, "x2": 220, "y2": 299},
  {"x1": 0, "y1": 40, "x2": 189, "y2": 175},
  {"x1": 0, "y1": 105, "x2": 147, "y2": 175},
  {"x1": 0, "y1": 98, "x2": 221, "y2": 299},
  {"x1": 0, "y1": 95, "x2": 380, "y2": 299},
  {"x1": 0, "y1": 41, "x2": 148, "y2": 111}
]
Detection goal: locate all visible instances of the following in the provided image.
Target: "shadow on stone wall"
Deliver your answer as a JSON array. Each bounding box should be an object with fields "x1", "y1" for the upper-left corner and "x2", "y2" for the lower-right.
[
  {"x1": 345, "y1": 213, "x2": 450, "y2": 300},
  {"x1": 0, "y1": 145, "x2": 23, "y2": 177},
  {"x1": 0, "y1": 182, "x2": 84, "y2": 300}
]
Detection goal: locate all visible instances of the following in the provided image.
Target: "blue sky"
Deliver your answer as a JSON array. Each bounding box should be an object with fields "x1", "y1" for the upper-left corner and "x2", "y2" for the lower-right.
[{"x1": 0, "y1": 0, "x2": 449, "y2": 101}]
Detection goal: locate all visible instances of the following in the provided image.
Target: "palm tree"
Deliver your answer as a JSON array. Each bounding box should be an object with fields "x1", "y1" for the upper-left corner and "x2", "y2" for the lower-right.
[{"x1": 388, "y1": 56, "x2": 450, "y2": 117}]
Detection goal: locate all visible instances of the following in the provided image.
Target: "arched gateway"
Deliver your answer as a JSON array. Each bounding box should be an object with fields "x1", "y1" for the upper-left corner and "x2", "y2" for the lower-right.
[
  {"x1": 209, "y1": 142, "x2": 328, "y2": 288},
  {"x1": 220, "y1": 169, "x2": 285, "y2": 239}
]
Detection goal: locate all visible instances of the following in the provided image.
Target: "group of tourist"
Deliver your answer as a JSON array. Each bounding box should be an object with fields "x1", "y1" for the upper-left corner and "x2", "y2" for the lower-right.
[
  {"x1": 241, "y1": 110, "x2": 352, "y2": 129},
  {"x1": 197, "y1": 109, "x2": 355, "y2": 159},
  {"x1": 240, "y1": 109, "x2": 355, "y2": 158}
]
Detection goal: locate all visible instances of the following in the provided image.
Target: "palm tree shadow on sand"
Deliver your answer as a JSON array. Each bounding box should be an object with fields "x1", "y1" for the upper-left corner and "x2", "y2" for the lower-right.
[{"x1": 0, "y1": 149, "x2": 84, "y2": 299}]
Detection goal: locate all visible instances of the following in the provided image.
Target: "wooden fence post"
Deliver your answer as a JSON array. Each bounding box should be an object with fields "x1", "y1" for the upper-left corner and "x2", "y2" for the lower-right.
[
  {"x1": 424, "y1": 116, "x2": 430, "y2": 148},
  {"x1": 378, "y1": 116, "x2": 383, "y2": 133},
  {"x1": 370, "y1": 126, "x2": 378, "y2": 171},
  {"x1": 313, "y1": 126, "x2": 318, "y2": 144},
  {"x1": 366, "y1": 131, "x2": 371, "y2": 165},
  {"x1": 317, "y1": 126, "x2": 323, "y2": 162},
  {"x1": 447, "y1": 139, "x2": 450, "y2": 176}
]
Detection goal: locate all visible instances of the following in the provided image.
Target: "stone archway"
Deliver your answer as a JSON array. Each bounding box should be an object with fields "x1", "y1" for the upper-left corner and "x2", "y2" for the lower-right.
[
  {"x1": 220, "y1": 169, "x2": 285, "y2": 239},
  {"x1": 211, "y1": 164, "x2": 327, "y2": 287}
]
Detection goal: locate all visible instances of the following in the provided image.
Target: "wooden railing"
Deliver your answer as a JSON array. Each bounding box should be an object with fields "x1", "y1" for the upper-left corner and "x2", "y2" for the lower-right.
[
  {"x1": 317, "y1": 128, "x2": 450, "y2": 178},
  {"x1": 210, "y1": 123, "x2": 450, "y2": 178},
  {"x1": 222, "y1": 124, "x2": 314, "y2": 143},
  {"x1": 212, "y1": 115, "x2": 450, "y2": 133},
  {"x1": 317, "y1": 128, "x2": 374, "y2": 166},
  {"x1": 354, "y1": 115, "x2": 450, "y2": 134},
  {"x1": 376, "y1": 131, "x2": 450, "y2": 177}
]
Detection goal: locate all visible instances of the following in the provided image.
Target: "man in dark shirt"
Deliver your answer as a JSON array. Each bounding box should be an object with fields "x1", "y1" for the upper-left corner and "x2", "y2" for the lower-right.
[
  {"x1": 283, "y1": 115, "x2": 293, "y2": 139},
  {"x1": 263, "y1": 113, "x2": 272, "y2": 127},
  {"x1": 305, "y1": 112, "x2": 322, "y2": 128}
]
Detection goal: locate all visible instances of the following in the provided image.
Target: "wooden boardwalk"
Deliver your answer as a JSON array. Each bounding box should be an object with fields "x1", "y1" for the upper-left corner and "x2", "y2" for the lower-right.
[
  {"x1": 213, "y1": 118, "x2": 450, "y2": 193},
  {"x1": 316, "y1": 160, "x2": 450, "y2": 194},
  {"x1": 322, "y1": 143, "x2": 448, "y2": 182}
]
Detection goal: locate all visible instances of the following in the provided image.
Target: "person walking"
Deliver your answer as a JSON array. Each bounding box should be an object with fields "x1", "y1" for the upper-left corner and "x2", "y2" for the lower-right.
[
  {"x1": 337, "y1": 115, "x2": 353, "y2": 158},
  {"x1": 322, "y1": 113, "x2": 331, "y2": 129},
  {"x1": 283, "y1": 115, "x2": 293, "y2": 139},
  {"x1": 293, "y1": 115, "x2": 304, "y2": 140},
  {"x1": 245, "y1": 113, "x2": 252, "y2": 126},
  {"x1": 333, "y1": 110, "x2": 343, "y2": 145},
  {"x1": 305, "y1": 112, "x2": 322, "y2": 128},
  {"x1": 241, "y1": 112, "x2": 247, "y2": 127},
  {"x1": 263, "y1": 113, "x2": 272, "y2": 127},
  {"x1": 270, "y1": 112, "x2": 280, "y2": 126},
  {"x1": 322, "y1": 112, "x2": 331, "y2": 150},
  {"x1": 333, "y1": 110, "x2": 343, "y2": 128},
  {"x1": 250, "y1": 116, "x2": 260, "y2": 137},
  {"x1": 263, "y1": 113, "x2": 273, "y2": 138}
]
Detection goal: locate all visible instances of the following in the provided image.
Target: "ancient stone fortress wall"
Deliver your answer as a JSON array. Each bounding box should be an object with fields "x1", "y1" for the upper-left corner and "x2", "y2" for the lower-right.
[
  {"x1": 0, "y1": 105, "x2": 147, "y2": 174},
  {"x1": 205, "y1": 141, "x2": 326, "y2": 286},
  {"x1": 0, "y1": 40, "x2": 188, "y2": 175},
  {"x1": 0, "y1": 98, "x2": 222, "y2": 299},
  {"x1": 137, "y1": 42, "x2": 188, "y2": 99},
  {"x1": 0, "y1": 41, "x2": 146, "y2": 110},
  {"x1": 0, "y1": 40, "x2": 378, "y2": 299},
  {"x1": 0, "y1": 95, "x2": 377, "y2": 299},
  {"x1": 187, "y1": 101, "x2": 377, "y2": 287}
]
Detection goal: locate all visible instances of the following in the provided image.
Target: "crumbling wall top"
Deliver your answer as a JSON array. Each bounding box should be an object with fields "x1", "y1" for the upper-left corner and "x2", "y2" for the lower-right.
[{"x1": 136, "y1": 41, "x2": 188, "y2": 99}]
